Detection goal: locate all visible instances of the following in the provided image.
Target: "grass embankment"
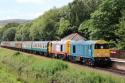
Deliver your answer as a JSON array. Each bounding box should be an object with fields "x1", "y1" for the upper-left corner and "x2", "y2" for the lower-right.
[
  {"x1": 0, "y1": 66, "x2": 21, "y2": 83},
  {"x1": 0, "y1": 48, "x2": 125, "y2": 83}
]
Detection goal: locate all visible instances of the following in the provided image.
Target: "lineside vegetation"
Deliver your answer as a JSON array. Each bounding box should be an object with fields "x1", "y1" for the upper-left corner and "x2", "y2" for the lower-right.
[{"x1": 0, "y1": 48, "x2": 125, "y2": 83}]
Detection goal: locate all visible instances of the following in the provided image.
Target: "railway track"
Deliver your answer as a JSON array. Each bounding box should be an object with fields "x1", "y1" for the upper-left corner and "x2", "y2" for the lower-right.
[
  {"x1": 2, "y1": 47, "x2": 125, "y2": 77},
  {"x1": 107, "y1": 68, "x2": 125, "y2": 75},
  {"x1": 70, "y1": 61, "x2": 125, "y2": 76},
  {"x1": 94, "y1": 67, "x2": 125, "y2": 76}
]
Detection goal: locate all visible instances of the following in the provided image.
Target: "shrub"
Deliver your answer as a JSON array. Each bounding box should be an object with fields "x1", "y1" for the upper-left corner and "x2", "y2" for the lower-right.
[{"x1": 13, "y1": 51, "x2": 21, "y2": 56}]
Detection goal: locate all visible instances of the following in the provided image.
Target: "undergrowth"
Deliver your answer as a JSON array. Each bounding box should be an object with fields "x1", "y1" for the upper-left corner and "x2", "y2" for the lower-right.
[{"x1": 0, "y1": 48, "x2": 125, "y2": 83}]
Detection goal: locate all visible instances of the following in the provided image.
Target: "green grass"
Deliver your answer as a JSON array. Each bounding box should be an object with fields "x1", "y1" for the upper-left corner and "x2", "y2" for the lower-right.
[
  {"x1": 0, "y1": 64, "x2": 21, "y2": 83},
  {"x1": 0, "y1": 48, "x2": 125, "y2": 83}
]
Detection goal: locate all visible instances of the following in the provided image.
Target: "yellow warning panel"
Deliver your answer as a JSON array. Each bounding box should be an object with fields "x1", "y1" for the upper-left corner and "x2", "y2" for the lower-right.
[
  {"x1": 94, "y1": 49, "x2": 110, "y2": 57},
  {"x1": 65, "y1": 40, "x2": 70, "y2": 55}
]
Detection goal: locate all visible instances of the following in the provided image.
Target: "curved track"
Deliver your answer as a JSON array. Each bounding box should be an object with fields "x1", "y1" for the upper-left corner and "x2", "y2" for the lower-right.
[{"x1": 94, "y1": 67, "x2": 125, "y2": 76}]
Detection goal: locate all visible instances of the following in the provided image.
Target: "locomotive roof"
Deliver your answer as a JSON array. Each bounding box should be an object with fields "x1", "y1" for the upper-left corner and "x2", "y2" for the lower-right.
[{"x1": 70, "y1": 40, "x2": 108, "y2": 45}]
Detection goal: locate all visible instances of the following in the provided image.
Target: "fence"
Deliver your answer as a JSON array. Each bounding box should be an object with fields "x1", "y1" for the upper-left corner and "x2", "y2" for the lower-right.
[{"x1": 110, "y1": 50, "x2": 125, "y2": 59}]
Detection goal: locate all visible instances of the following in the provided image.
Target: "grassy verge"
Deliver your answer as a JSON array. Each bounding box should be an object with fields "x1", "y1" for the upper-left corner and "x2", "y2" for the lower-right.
[
  {"x1": 0, "y1": 48, "x2": 125, "y2": 83},
  {"x1": 0, "y1": 64, "x2": 21, "y2": 83}
]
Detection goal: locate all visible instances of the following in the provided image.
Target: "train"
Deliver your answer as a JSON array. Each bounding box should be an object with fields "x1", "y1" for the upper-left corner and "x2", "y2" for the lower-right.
[{"x1": 0, "y1": 40, "x2": 111, "y2": 66}]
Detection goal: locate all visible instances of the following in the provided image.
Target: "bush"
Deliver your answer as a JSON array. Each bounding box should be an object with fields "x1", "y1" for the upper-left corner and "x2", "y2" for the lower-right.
[
  {"x1": 32, "y1": 60, "x2": 68, "y2": 76},
  {"x1": 13, "y1": 51, "x2": 21, "y2": 56}
]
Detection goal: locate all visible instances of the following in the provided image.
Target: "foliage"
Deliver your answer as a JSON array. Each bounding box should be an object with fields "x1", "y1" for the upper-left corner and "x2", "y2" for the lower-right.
[
  {"x1": 2, "y1": 27, "x2": 16, "y2": 41},
  {"x1": 15, "y1": 23, "x2": 32, "y2": 41},
  {"x1": 38, "y1": 20, "x2": 58, "y2": 40},
  {"x1": 115, "y1": 10, "x2": 125, "y2": 49},
  {"x1": 58, "y1": 18, "x2": 71, "y2": 38},
  {"x1": 68, "y1": 0, "x2": 102, "y2": 27},
  {"x1": 78, "y1": 20, "x2": 93, "y2": 39},
  {"x1": 29, "y1": 8, "x2": 60, "y2": 41},
  {"x1": 90, "y1": 0, "x2": 125, "y2": 41},
  {"x1": 1, "y1": 0, "x2": 125, "y2": 49},
  {"x1": 0, "y1": 23, "x2": 19, "y2": 41}
]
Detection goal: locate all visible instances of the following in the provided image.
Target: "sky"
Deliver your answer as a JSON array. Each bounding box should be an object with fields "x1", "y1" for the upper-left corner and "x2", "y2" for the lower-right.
[{"x1": 0, "y1": 0, "x2": 73, "y2": 20}]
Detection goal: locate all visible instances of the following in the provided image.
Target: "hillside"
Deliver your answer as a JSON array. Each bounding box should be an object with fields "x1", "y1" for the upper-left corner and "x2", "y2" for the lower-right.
[{"x1": 0, "y1": 19, "x2": 31, "y2": 25}]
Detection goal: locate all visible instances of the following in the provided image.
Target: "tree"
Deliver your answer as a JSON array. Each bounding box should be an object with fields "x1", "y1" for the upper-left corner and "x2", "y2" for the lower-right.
[
  {"x1": 29, "y1": 8, "x2": 61, "y2": 41},
  {"x1": 58, "y1": 18, "x2": 71, "y2": 38},
  {"x1": 90, "y1": 0, "x2": 125, "y2": 41},
  {"x1": 0, "y1": 29, "x2": 3, "y2": 42},
  {"x1": 116, "y1": 10, "x2": 125, "y2": 49},
  {"x1": 0, "y1": 23, "x2": 19, "y2": 41},
  {"x1": 29, "y1": 26, "x2": 41, "y2": 41},
  {"x1": 15, "y1": 23, "x2": 31, "y2": 41},
  {"x1": 78, "y1": 20, "x2": 92, "y2": 39},
  {"x1": 68, "y1": 0, "x2": 102, "y2": 27},
  {"x1": 2, "y1": 27, "x2": 16, "y2": 41},
  {"x1": 38, "y1": 20, "x2": 58, "y2": 40}
]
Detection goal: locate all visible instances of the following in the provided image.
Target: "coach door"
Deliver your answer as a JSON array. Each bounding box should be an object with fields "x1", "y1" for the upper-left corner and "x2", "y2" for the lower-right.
[
  {"x1": 48, "y1": 42, "x2": 52, "y2": 53},
  {"x1": 88, "y1": 45, "x2": 92, "y2": 57}
]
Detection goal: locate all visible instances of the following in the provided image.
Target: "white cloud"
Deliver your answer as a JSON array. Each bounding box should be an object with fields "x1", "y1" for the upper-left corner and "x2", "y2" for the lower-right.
[
  {"x1": 16, "y1": 0, "x2": 52, "y2": 4},
  {"x1": 0, "y1": 10, "x2": 43, "y2": 20},
  {"x1": 0, "y1": 0, "x2": 73, "y2": 20}
]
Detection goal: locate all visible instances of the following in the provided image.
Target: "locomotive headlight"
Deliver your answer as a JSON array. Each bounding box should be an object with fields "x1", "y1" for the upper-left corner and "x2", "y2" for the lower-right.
[{"x1": 97, "y1": 53, "x2": 100, "y2": 56}]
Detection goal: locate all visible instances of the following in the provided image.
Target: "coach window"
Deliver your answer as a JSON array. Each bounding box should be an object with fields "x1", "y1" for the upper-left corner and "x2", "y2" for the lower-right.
[
  {"x1": 61, "y1": 45, "x2": 63, "y2": 51},
  {"x1": 43, "y1": 45, "x2": 44, "y2": 48},
  {"x1": 73, "y1": 45, "x2": 76, "y2": 53}
]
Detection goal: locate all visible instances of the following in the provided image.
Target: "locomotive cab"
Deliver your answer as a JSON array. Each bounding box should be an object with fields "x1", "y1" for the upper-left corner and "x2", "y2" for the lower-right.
[{"x1": 93, "y1": 40, "x2": 111, "y2": 65}]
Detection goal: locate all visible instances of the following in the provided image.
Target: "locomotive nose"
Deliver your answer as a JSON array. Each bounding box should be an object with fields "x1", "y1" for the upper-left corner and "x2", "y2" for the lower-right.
[{"x1": 95, "y1": 49, "x2": 110, "y2": 57}]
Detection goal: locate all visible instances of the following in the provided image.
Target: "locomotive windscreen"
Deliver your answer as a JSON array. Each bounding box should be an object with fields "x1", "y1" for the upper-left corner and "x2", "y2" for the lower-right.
[{"x1": 95, "y1": 44, "x2": 109, "y2": 49}]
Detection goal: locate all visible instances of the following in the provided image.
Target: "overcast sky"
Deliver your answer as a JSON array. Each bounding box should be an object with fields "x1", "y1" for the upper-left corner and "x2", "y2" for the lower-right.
[{"x1": 0, "y1": 0, "x2": 73, "y2": 20}]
